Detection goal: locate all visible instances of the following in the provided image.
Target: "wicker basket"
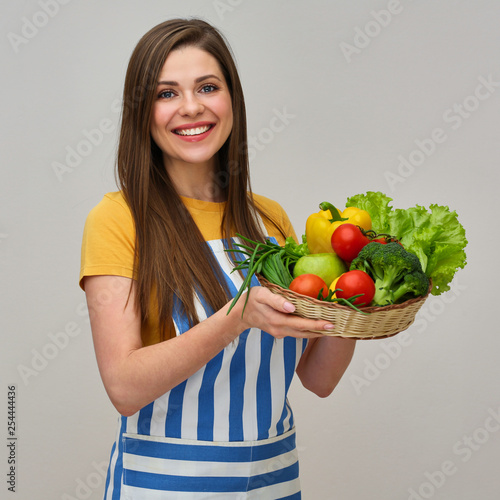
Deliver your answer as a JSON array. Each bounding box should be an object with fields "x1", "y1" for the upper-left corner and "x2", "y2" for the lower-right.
[{"x1": 258, "y1": 276, "x2": 431, "y2": 340}]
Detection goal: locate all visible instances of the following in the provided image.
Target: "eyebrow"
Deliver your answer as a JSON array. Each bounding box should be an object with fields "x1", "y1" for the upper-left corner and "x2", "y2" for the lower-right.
[{"x1": 157, "y1": 74, "x2": 223, "y2": 86}]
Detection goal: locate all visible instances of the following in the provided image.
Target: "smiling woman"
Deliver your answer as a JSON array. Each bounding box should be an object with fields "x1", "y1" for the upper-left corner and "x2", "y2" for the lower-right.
[
  {"x1": 150, "y1": 46, "x2": 234, "y2": 195},
  {"x1": 79, "y1": 18, "x2": 356, "y2": 499}
]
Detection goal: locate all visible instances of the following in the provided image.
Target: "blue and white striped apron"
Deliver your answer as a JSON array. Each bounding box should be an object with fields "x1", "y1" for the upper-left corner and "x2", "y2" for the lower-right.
[{"x1": 102, "y1": 238, "x2": 307, "y2": 499}]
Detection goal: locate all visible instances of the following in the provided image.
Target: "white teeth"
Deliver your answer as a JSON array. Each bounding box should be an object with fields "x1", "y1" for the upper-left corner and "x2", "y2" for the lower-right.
[{"x1": 175, "y1": 125, "x2": 211, "y2": 136}]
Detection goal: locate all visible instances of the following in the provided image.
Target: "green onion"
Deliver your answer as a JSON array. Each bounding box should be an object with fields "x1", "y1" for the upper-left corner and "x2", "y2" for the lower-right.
[{"x1": 225, "y1": 235, "x2": 301, "y2": 315}]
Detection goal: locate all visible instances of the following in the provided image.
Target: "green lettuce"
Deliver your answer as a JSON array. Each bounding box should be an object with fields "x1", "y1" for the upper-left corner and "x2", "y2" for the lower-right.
[
  {"x1": 346, "y1": 191, "x2": 394, "y2": 233},
  {"x1": 284, "y1": 235, "x2": 310, "y2": 256},
  {"x1": 346, "y1": 192, "x2": 467, "y2": 296}
]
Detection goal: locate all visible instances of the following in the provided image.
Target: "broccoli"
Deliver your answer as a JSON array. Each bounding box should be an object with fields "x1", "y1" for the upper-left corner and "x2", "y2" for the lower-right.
[{"x1": 350, "y1": 242, "x2": 430, "y2": 306}]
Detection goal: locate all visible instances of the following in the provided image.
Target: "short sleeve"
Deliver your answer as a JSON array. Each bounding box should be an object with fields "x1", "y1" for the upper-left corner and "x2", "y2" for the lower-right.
[{"x1": 79, "y1": 192, "x2": 136, "y2": 290}]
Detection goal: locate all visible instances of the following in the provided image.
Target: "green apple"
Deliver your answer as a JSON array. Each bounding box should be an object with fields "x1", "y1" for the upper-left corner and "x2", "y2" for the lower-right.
[{"x1": 293, "y1": 253, "x2": 347, "y2": 287}]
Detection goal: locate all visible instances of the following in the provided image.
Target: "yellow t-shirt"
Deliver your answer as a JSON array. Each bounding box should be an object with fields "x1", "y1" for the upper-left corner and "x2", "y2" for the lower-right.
[{"x1": 79, "y1": 191, "x2": 296, "y2": 345}]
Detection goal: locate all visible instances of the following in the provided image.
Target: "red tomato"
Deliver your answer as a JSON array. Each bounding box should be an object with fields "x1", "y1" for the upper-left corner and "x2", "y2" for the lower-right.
[
  {"x1": 335, "y1": 270, "x2": 375, "y2": 306},
  {"x1": 331, "y1": 224, "x2": 370, "y2": 262},
  {"x1": 289, "y1": 274, "x2": 329, "y2": 300},
  {"x1": 372, "y1": 237, "x2": 403, "y2": 247}
]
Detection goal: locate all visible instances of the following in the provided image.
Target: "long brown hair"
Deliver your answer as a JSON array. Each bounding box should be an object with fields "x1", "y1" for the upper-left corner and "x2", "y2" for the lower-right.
[{"x1": 116, "y1": 19, "x2": 282, "y2": 340}]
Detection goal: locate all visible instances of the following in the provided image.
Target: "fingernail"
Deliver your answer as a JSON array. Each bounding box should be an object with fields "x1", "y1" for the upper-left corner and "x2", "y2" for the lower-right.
[
  {"x1": 324, "y1": 323, "x2": 334, "y2": 330},
  {"x1": 283, "y1": 302, "x2": 295, "y2": 313}
]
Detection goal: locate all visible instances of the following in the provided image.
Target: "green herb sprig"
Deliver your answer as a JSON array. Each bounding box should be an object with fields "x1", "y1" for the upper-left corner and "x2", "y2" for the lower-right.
[{"x1": 225, "y1": 235, "x2": 301, "y2": 315}]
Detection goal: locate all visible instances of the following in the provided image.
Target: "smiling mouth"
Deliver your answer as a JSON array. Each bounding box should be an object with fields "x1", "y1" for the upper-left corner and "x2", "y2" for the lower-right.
[{"x1": 174, "y1": 124, "x2": 213, "y2": 136}]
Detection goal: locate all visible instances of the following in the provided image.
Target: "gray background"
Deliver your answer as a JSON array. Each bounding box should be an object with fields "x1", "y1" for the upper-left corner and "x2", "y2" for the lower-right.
[{"x1": 2, "y1": 1, "x2": 499, "y2": 499}]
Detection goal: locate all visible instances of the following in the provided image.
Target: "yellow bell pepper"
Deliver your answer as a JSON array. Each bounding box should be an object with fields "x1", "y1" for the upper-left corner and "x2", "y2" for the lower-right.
[
  {"x1": 331, "y1": 205, "x2": 372, "y2": 233},
  {"x1": 305, "y1": 203, "x2": 344, "y2": 254},
  {"x1": 305, "y1": 202, "x2": 372, "y2": 254},
  {"x1": 328, "y1": 274, "x2": 344, "y2": 298}
]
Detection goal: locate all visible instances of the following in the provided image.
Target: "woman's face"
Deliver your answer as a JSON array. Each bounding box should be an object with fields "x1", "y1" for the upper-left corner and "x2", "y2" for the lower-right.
[{"x1": 150, "y1": 46, "x2": 233, "y2": 174}]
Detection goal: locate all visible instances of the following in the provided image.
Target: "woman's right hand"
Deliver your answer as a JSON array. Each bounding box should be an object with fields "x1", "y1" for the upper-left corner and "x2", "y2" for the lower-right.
[{"x1": 228, "y1": 285, "x2": 334, "y2": 339}]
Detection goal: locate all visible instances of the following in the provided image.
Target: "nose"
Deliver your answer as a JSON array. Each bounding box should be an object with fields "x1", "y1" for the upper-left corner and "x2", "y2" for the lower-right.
[{"x1": 179, "y1": 93, "x2": 204, "y2": 117}]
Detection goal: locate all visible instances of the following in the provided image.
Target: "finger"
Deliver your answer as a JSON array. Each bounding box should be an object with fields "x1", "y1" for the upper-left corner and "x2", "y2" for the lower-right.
[
  {"x1": 294, "y1": 321, "x2": 335, "y2": 336},
  {"x1": 268, "y1": 314, "x2": 335, "y2": 338},
  {"x1": 247, "y1": 288, "x2": 335, "y2": 336},
  {"x1": 262, "y1": 290, "x2": 334, "y2": 331},
  {"x1": 271, "y1": 307, "x2": 335, "y2": 333},
  {"x1": 253, "y1": 286, "x2": 297, "y2": 314},
  {"x1": 272, "y1": 327, "x2": 327, "y2": 339}
]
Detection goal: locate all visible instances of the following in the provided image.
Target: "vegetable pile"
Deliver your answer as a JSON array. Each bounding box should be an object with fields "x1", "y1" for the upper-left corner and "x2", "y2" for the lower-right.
[{"x1": 228, "y1": 191, "x2": 467, "y2": 313}]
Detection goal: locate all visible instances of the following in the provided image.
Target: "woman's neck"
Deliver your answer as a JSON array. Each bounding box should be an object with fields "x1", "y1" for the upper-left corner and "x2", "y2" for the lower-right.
[{"x1": 164, "y1": 157, "x2": 226, "y2": 202}]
